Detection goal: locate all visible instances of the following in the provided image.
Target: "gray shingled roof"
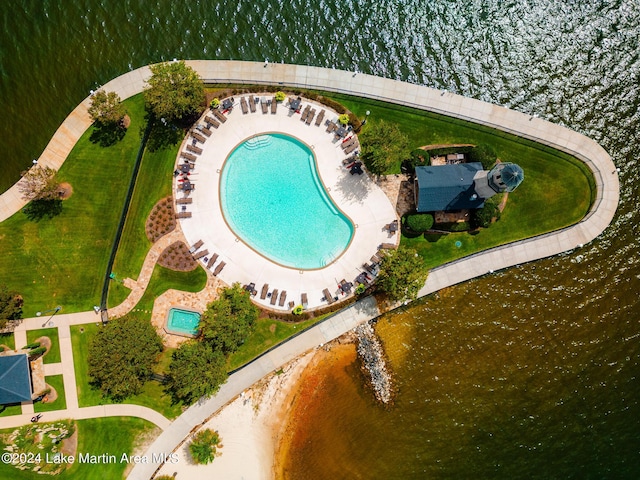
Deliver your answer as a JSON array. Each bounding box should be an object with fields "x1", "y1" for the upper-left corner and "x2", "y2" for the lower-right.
[
  {"x1": 0, "y1": 354, "x2": 33, "y2": 404},
  {"x1": 415, "y1": 163, "x2": 485, "y2": 212}
]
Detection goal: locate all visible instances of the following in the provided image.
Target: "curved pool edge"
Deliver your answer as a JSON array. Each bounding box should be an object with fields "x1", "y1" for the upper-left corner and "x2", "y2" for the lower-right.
[{"x1": 218, "y1": 132, "x2": 355, "y2": 271}]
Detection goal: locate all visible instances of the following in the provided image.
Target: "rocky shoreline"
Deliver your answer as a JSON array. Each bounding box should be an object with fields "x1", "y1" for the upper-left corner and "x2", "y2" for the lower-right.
[{"x1": 355, "y1": 322, "x2": 394, "y2": 404}]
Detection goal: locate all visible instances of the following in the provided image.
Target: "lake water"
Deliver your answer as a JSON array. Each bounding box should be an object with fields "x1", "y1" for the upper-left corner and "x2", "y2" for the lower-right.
[{"x1": 1, "y1": 1, "x2": 639, "y2": 478}]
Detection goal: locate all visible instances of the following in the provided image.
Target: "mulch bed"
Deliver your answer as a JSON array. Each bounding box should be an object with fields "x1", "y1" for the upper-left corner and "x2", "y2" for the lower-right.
[
  {"x1": 157, "y1": 241, "x2": 198, "y2": 271},
  {"x1": 146, "y1": 196, "x2": 176, "y2": 242}
]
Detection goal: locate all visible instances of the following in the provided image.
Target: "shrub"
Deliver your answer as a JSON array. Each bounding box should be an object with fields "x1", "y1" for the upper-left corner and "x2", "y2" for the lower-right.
[
  {"x1": 29, "y1": 346, "x2": 47, "y2": 357},
  {"x1": 275, "y1": 91, "x2": 286, "y2": 102},
  {"x1": 292, "y1": 305, "x2": 304, "y2": 315},
  {"x1": 468, "y1": 144, "x2": 498, "y2": 169},
  {"x1": 23, "y1": 342, "x2": 41, "y2": 350},
  {"x1": 348, "y1": 112, "x2": 362, "y2": 133},
  {"x1": 472, "y1": 200, "x2": 501, "y2": 228},
  {"x1": 189, "y1": 429, "x2": 222, "y2": 464},
  {"x1": 317, "y1": 96, "x2": 347, "y2": 114},
  {"x1": 405, "y1": 214, "x2": 434, "y2": 233},
  {"x1": 449, "y1": 221, "x2": 470, "y2": 232},
  {"x1": 338, "y1": 114, "x2": 350, "y2": 125},
  {"x1": 210, "y1": 98, "x2": 220, "y2": 109}
]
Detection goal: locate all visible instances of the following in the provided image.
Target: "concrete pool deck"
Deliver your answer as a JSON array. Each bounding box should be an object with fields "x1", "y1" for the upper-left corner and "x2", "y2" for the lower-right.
[{"x1": 178, "y1": 98, "x2": 396, "y2": 311}]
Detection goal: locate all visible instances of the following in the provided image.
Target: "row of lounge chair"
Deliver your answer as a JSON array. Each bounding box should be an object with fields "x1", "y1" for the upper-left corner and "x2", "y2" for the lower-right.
[
  {"x1": 258, "y1": 284, "x2": 310, "y2": 309},
  {"x1": 189, "y1": 240, "x2": 226, "y2": 276}
]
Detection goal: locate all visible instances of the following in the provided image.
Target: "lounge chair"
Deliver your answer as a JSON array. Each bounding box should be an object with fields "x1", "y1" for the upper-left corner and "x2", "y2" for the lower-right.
[
  {"x1": 241, "y1": 97, "x2": 249, "y2": 114},
  {"x1": 206, "y1": 253, "x2": 219, "y2": 269},
  {"x1": 278, "y1": 290, "x2": 287, "y2": 306},
  {"x1": 260, "y1": 284, "x2": 269, "y2": 300},
  {"x1": 175, "y1": 197, "x2": 193, "y2": 205},
  {"x1": 199, "y1": 126, "x2": 212, "y2": 137},
  {"x1": 271, "y1": 97, "x2": 277, "y2": 114},
  {"x1": 270, "y1": 289, "x2": 279, "y2": 305},
  {"x1": 261, "y1": 98, "x2": 268, "y2": 114},
  {"x1": 213, "y1": 261, "x2": 226, "y2": 276},
  {"x1": 323, "y1": 288, "x2": 334, "y2": 304},
  {"x1": 370, "y1": 253, "x2": 381, "y2": 264},
  {"x1": 189, "y1": 240, "x2": 204, "y2": 253},
  {"x1": 213, "y1": 109, "x2": 227, "y2": 123},
  {"x1": 306, "y1": 108, "x2": 315, "y2": 125},
  {"x1": 315, "y1": 109, "x2": 325, "y2": 126},
  {"x1": 380, "y1": 243, "x2": 398, "y2": 250},
  {"x1": 344, "y1": 143, "x2": 359, "y2": 154},
  {"x1": 204, "y1": 115, "x2": 220, "y2": 128},
  {"x1": 326, "y1": 121, "x2": 337, "y2": 133},
  {"x1": 186, "y1": 144, "x2": 203, "y2": 155},
  {"x1": 191, "y1": 132, "x2": 206, "y2": 143},
  {"x1": 249, "y1": 95, "x2": 256, "y2": 113},
  {"x1": 180, "y1": 151, "x2": 197, "y2": 161},
  {"x1": 193, "y1": 249, "x2": 209, "y2": 260},
  {"x1": 301, "y1": 105, "x2": 310, "y2": 122},
  {"x1": 301, "y1": 293, "x2": 308, "y2": 307},
  {"x1": 175, "y1": 211, "x2": 192, "y2": 219}
]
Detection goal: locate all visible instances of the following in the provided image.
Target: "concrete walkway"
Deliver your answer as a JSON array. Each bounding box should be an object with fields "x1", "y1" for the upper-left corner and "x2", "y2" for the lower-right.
[{"x1": 0, "y1": 61, "x2": 619, "y2": 479}]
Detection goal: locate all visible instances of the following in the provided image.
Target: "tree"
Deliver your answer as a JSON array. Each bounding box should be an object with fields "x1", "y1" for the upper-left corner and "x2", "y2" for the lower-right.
[
  {"x1": 0, "y1": 285, "x2": 23, "y2": 330},
  {"x1": 19, "y1": 166, "x2": 60, "y2": 202},
  {"x1": 88, "y1": 316, "x2": 163, "y2": 400},
  {"x1": 472, "y1": 196, "x2": 501, "y2": 228},
  {"x1": 376, "y1": 247, "x2": 430, "y2": 303},
  {"x1": 165, "y1": 341, "x2": 227, "y2": 405},
  {"x1": 144, "y1": 60, "x2": 205, "y2": 124},
  {"x1": 359, "y1": 119, "x2": 410, "y2": 177},
  {"x1": 189, "y1": 429, "x2": 223, "y2": 464},
  {"x1": 88, "y1": 90, "x2": 126, "y2": 126},
  {"x1": 200, "y1": 284, "x2": 258, "y2": 355}
]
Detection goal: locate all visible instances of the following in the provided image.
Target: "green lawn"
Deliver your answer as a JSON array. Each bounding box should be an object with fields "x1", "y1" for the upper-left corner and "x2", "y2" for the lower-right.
[
  {"x1": 108, "y1": 140, "x2": 179, "y2": 300},
  {"x1": 227, "y1": 315, "x2": 328, "y2": 371},
  {"x1": 0, "y1": 95, "x2": 147, "y2": 316},
  {"x1": 0, "y1": 331, "x2": 15, "y2": 351},
  {"x1": 26, "y1": 327, "x2": 61, "y2": 364},
  {"x1": 71, "y1": 321, "x2": 184, "y2": 420},
  {"x1": 0, "y1": 417, "x2": 156, "y2": 480},
  {"x1": 325, "y1": 93, "x2": 594, "y2": 266},
  {"x1": 0, "y1": 404, "x2": 22, "y2": 417},
  {"x1": 34, "y1": 374, "x2": 66, "y2": 413}
]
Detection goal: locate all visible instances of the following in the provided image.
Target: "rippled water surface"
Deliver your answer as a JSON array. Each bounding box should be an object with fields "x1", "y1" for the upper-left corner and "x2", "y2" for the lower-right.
[{"x1": 1, "y1": 0, "x2": 639, "y2": 478}]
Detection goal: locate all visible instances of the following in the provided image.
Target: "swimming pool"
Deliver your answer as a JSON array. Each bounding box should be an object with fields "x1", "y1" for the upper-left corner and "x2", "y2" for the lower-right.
[
  {"x1": 165, "y1": 308, "x2": 201, "y2": 337},
  {"x1": 220, "y1": 133, "x2": 354, "y2": 269}
]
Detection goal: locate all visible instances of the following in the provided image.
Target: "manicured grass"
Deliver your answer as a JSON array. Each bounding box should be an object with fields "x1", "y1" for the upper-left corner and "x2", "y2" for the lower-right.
[
  {"x1": 108, "y1": 141, "x2": 179, "y2": 297},
  {"x1": 0, "y1": 417, "x2": 157, "y2": 480},
  {"x1": 71, "y1": 321, "x2": 184, "y2": 420},
  {"x1": 106, "y1": 280, "x2": 132, "y2": 310},
  {"x1": 0, "y1": 95, "x2": 147, "y2": 316},
  {"x1": 324, "y1": 93, "x2": 594, "y2": 266},
  {"x1": 0, "y1": 404, "x2": 22, "y2": 417},
  {"x1": 0, "y1": 331, "x2": 15, "y2": 350},
  {"x1": 227, "y1": 315, "x2": 327, "y2": 371},
  {"x1": 34, "y1": 374, "x2": 66, "y2": 413},
  {"x1": 132, "y1": 264, "x2": 208, "y2": 319},
  {"x1": 26, "y1": 327, "x2": 60, "y2": 364}
]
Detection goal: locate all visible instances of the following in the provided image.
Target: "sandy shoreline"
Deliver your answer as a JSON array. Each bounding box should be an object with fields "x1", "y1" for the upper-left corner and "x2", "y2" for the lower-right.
[{"x1": 155, "y1": 349, "x2": 319, "y2": 480}]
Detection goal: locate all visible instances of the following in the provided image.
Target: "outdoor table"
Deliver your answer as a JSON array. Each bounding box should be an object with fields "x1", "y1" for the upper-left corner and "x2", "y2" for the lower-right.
[
  {"x1": 336, "y1": 126, "x2": 347, "y2": 137},
  {"x1": 222, "y1": 99, "x2": 233, "y2": 110}
]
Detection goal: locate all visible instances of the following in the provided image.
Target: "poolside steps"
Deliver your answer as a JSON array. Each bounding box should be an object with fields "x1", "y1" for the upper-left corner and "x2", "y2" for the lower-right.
[
  {"x1": 244, "y1": 135, "x2": 272, "y2": 150},
  {"x1": 249, "y1": 95, "x2": 257, "y2": 113},
  {"x1": 186, "y1": 144, "x2": 203, "y2": 155},
  {"x1": 204, "y1": 115, "x2": 220, "y2": 128}
]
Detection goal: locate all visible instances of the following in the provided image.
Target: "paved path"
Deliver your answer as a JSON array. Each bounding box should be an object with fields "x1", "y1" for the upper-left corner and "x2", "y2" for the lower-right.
[
  {"x1": 0, "y1": 61, "x2": 619, "y2": 479},
  {"x1": 128, "y1": 296, "x2": 380, "y2": 480}
]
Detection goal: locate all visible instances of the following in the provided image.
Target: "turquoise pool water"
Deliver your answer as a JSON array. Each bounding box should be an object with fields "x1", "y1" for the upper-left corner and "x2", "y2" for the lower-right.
[
  {"x1": 166, "y1": 308, "x2": 201, "y2": 336},
  {"x1": 220, "y1": 133, "x2": 353, "y2": 269}
]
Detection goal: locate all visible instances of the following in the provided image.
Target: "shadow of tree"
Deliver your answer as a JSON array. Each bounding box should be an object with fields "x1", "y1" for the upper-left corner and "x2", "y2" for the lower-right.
[
  {"x1": 146, "y1": 120, "x2": 182, "y2": 152},
  {"x1": 22, "y1": 199, "x2": 63, "y2": 221},
  {"x1": 334, "y1": 166, "x2": 372, "y2": 204},
  {"x1": 90, "y1": 123, "x2": 127, "y2": 147}
]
